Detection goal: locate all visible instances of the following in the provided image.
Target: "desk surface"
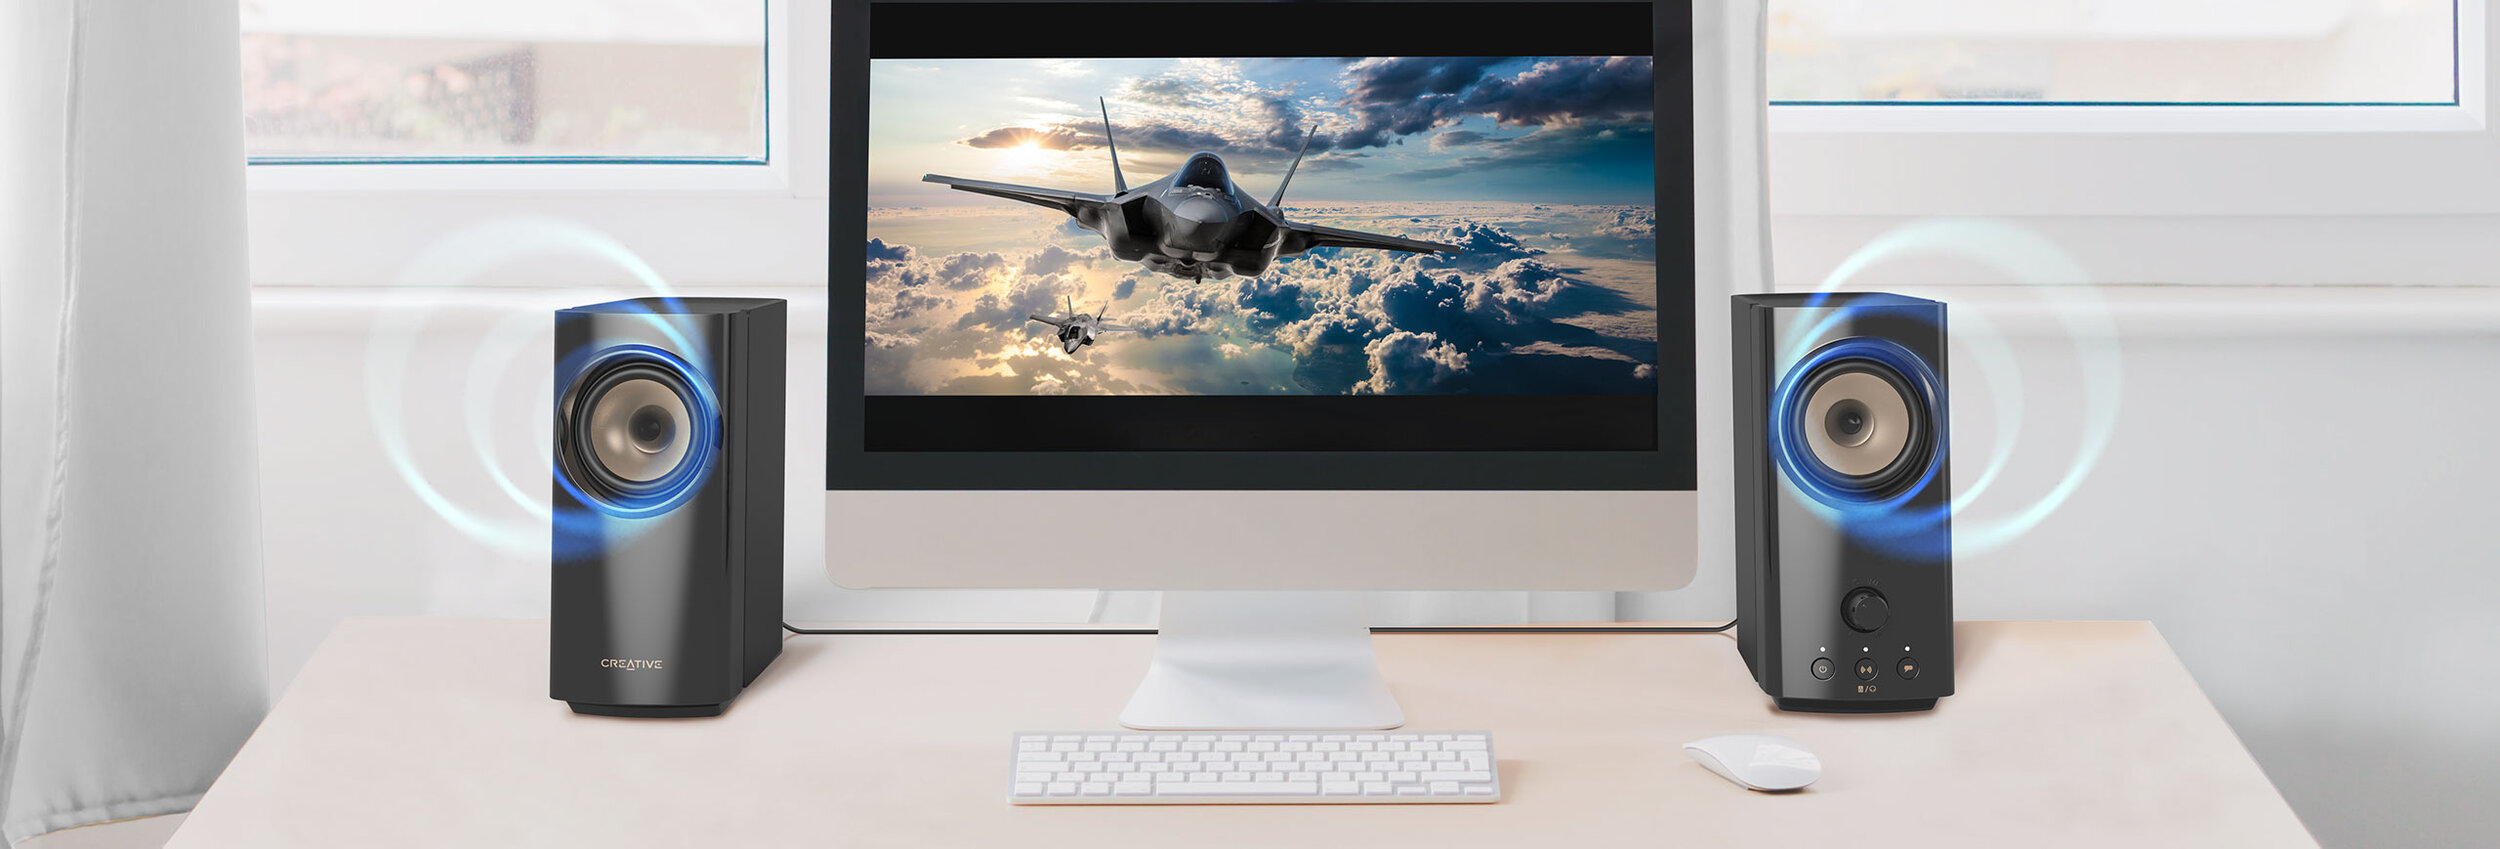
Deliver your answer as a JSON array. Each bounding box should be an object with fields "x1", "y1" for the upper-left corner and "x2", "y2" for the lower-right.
[{"x1": 172, "y1": 618, "x2": 2311, "y2": 848}]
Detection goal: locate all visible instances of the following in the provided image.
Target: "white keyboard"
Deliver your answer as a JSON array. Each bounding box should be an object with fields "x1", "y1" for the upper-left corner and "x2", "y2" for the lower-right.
[{"x1": 1007, "y1": 731, "x2": 1501, "y2": 805}]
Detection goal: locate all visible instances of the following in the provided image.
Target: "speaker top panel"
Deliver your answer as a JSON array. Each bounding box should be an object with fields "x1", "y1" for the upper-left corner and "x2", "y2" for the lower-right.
[
  {"x1": 1734, "y1": 292, "x2": 1940, "y2": 311},
  {"x1": 561, "y1": 297, "x2": 785, "y2": 318}
]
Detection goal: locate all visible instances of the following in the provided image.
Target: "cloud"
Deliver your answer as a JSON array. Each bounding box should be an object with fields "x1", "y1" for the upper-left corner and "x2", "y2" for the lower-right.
[
  {"x1": 1354, "y1": 331, "x2": 1470, "y2": 394},
  {"x1": 1593, "y1": 208, "x2": 1656, "y2": 240},
  {"x1": 955, "y1": 273, "x2": 1079, "y2": 331},
  {"x1": 1335, "y1": 56, "x2": 1654, "y2": 150},
  {"x1": 961, "y1": 126, "x2": 1091, "y2": 151},
  {"x1": 937, "y1": 251, "x2": 1010, "y2": 290},
  {"x1": 1461, "y1": 57, "x2": 1654, "y2": 127},
  {"x1": 865, "y1": 237, "x2": 915, "y2": 262},
  {"x1": 1430, "y1": 129, "x2": 1492, "y2": 150},
  {"x1": 865, "y1": 206, "x2": 1657, "y2": 396},
  {"x1": 1024, "y1": 243, "x2": 1091, "y2": 276},
  {"x1": 1392, "y1": 120, "x2": 1654, "y2": 184}
]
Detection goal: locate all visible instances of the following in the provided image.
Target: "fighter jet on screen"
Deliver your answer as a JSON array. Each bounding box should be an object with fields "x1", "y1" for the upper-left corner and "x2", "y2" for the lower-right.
[
  {"x1": 924, "y1": 98, "x2": 1462, "y2": 282},
  {"x1": 1029, "y1": 296, "x2": 1133, "y2": 355}
]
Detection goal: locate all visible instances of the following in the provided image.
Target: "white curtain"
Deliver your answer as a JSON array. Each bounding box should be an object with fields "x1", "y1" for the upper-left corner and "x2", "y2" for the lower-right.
[{"x1": 2, "y1": 0, "x2": 269, "y2": 842}]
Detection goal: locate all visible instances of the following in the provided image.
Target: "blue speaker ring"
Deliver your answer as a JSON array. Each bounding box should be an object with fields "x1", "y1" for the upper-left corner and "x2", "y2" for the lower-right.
[
  {"x1": 555, "y1": 344, "x2": 721, "y2": 518},
  {"x1": 1770, "y1": 337, "x2": 1947, "y2": 512}
]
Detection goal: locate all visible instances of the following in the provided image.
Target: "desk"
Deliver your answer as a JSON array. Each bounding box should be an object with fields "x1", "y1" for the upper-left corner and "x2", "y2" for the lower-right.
[{"x1": 171, "y1": 618, "x2": 2311, "y2": 848}]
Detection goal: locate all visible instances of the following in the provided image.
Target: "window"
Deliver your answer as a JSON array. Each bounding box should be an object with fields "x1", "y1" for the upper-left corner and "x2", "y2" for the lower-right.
[
  {"x1": 1769, "y1": 0, "x2": 2458, "y2": 105},
  {"x1": 240, "y1": 0, "x2": 768, "y2": 162}
]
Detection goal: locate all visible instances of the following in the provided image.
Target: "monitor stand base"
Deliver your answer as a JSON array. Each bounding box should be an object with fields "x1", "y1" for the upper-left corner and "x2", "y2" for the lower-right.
[{"x1": 1119, "y1": 591, "x2": 1405, "y2": 731}]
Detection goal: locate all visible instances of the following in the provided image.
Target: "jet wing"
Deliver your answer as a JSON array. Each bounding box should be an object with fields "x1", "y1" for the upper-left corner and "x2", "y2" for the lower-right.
[
  {"x1": 1282, "y1": 222, "x2": 1462, "y2": 256},
  {"x1": 1095, "y1": 322, "x2": 1136, "y2": 333},
  {"x1": 924, "y1": 174, "x2": 1108, "y2": 215},
  {"x1": 1028, "y1": 313, "x2": 1074, "y2": 328}
]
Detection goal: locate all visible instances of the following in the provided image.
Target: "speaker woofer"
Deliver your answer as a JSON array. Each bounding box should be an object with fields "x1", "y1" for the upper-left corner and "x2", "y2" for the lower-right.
[
  {"x1": 556, "y1": 347, "x2": 719, "y2": 515},
  {"x1": 1773, "y1": 338, "x2": 1942, "y2": 505}
]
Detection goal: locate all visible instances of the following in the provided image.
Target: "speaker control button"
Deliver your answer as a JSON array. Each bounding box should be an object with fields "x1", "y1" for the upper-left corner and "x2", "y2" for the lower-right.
[
  {"x1": 1810, "y1": 658, "x2": 1835, "y2": 680},
  {"x1": 1842, "y1": 588, "x2": 1889, "y2": 632},
  {"x1": 1854, "y1": 658, "x2": 1879, "y2": 681},
  {"x1": 1897, "y1": 657, "x2": 1920, "y2": 680}
]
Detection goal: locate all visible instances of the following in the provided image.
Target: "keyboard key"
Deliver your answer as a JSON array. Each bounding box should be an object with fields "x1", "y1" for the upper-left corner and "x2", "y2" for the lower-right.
[
  {"x1": 1389, "y1": 772, "x2": 1419, "y2": 783},
  {"x1": 1431, "y1": 781, "x2": 1460, "y2": 794},
  {"x1": 1114, "y1": 782, "x2": 1152, "y2": 796},
  {"x1": 1323, "y1": 781, "x2": 1361, "y2": 795},
  {"x1": 1046, "y1": 782, "x2": 1077, "y2": 795},
  {"x1": 1465, "y1": 785, "x2": 1495, "y2": 796},
  {"x1": 1255, "y1": 772, "x2": 1285, "y2": 782},
  {"x1": 1362, "y1": 782, "x2": 1394, "y2": 795},
  {"x1": 1288, "y1": 772, "x2": 1319, "y2": 782},
  {"x1": 1081, "y1": 783, "x2": 1112, "y2": 796},
  {"x1": 1443, "y1": 771, "x2": 1495, "y2": 782},
  {"x1": 1396, "y1": 785, "x2": 1428, "y2": 796},
  {"x1": 1157, "y1": 782, "x2": 1321, "y2": 796},
  {"x1": 1015, "y1": 771, "x2": 1053, "y2": 783},
  {"x1": 1013, "y1": 782, "x2": 1044, "y2": 796}
]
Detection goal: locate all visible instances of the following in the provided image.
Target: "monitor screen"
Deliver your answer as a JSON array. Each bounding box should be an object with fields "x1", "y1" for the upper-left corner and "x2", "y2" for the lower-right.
[{"x1": 833, "y1": 1, "x2": 1693, "y2": 489}]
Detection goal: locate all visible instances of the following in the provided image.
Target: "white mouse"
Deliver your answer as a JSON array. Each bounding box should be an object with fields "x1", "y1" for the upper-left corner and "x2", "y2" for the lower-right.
[{"x1": 1682, "y1": 733, "x2": 1822, "y2": 792}]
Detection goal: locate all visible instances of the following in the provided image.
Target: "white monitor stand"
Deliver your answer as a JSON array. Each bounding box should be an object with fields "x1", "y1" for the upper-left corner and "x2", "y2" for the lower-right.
[{"x1": 1119, "y1": 591, "x2": 1403, "y2": 730}]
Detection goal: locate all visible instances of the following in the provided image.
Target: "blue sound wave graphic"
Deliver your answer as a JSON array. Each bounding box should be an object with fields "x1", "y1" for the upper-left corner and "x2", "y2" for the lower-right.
[
  {"x1": 1794, "y1": 219, "x2": 2125, "y2": 559},
  {"x1": 364, "y1": 216, "x2": 698, "y2": 561}
]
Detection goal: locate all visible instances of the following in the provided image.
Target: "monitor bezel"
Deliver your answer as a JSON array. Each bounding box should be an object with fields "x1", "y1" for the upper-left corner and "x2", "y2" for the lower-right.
[{"x1": 827, "y1": 0, "x2": 1696, "y2": 491}]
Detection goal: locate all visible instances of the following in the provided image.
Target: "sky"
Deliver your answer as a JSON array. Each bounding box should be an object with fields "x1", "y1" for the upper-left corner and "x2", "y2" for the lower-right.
[
  {"x1": 868, "y1": 56, "x2": 1656, "y2": 206},
  {"x1": 862, "y1": 56, "x2": 1663, "y2": 397}
]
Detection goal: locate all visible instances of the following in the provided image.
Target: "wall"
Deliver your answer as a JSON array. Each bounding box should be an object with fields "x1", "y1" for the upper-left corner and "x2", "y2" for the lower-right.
[{"x1": 247, "y1": 278, "x2": 2500, "y2": 846}]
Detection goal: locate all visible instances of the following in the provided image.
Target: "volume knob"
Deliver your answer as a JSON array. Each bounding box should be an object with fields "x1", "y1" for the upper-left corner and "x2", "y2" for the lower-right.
[{"x1": 1842, "y1": 589, "x2": 1889, "y2": 633}]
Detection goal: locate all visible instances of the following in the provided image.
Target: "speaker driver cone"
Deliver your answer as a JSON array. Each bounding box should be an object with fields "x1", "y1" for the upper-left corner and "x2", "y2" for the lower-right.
[
  {"x1": 1802, "y1": 370, "x2": 1913, "y2": 478},
  {"x1": 588, "y1": 378, "x2": 691, "y2": 482}
]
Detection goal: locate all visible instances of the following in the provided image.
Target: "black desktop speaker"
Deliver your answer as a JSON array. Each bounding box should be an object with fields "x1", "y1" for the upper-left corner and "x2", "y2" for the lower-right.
[
  {"x1": 1732, "y1": 293, "x2": 1952, "y2": 713},
  {"x1": 550, "y1": 297, "x2": 785, "y2": 717}
]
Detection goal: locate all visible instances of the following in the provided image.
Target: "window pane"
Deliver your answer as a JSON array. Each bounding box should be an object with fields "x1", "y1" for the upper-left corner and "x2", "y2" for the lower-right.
[
  {"x1": 1770, "y1": 0, "x2": 2456, "y2": 105},
  {"x1": 240, "y1": 0, "x2": 766, "y2": 161}
]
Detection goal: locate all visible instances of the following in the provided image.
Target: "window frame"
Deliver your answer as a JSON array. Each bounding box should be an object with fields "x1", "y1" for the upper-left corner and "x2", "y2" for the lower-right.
[
  {"x1": 1766, "y1": 0, "x2": 2500, "y2": 287},
  {"x1": 244, "y1": 0, "x2": 826, "y2": 288}
]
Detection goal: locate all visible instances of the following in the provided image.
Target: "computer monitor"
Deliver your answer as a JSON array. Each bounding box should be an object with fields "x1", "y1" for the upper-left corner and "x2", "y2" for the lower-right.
[{"x1": 825, "y1": 0, "x2": 1763, "y2": 729}]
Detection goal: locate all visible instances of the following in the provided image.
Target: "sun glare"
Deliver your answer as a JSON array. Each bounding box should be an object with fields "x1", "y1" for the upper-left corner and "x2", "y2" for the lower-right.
[{"x1": 997, "y1": 135, "x2": 1050, "y2": 174}]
